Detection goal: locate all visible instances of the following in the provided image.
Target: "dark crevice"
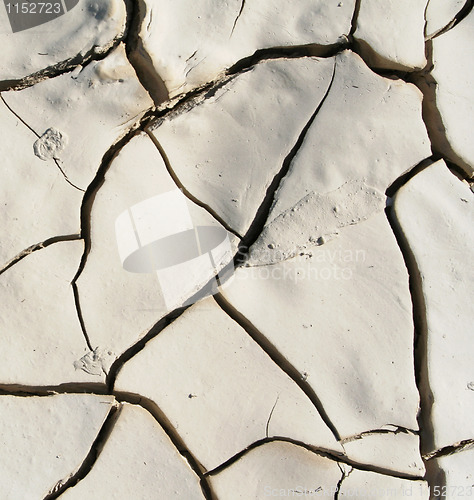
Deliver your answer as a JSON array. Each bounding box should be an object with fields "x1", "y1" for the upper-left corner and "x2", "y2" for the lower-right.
[
  {"x1": 385, "y1": 156, "x2": 437, "y2": 197},
  {"x1": 445, "y1": 159, "x2": 474, "y2": 183},
  {"x1": 226, "y1": 40, "x2": 349, "y2": 77},
  {"x1": 0, "y1": 16, "x2": 129, "y2": 93},
  {"x1": 410, "y1": 41, "x2": 473, "y2": 178},
  {"x1": 230, "y1": 0, "x2": 246, "y2": 36},
  {"x1": 0, "y1": 234, "x2": 81, "y2": 277},
  {"x1": 0, "y1": 95, "x2": 84, "y2": 191},
  {"x1": 146, "y1": 41, "x2": 349, "y2": 133},
  {"x1": 385, "y1": 205, "x2": 443, "y2": 495},
  {"x1": 124, "y1": 0, "x2": 169, "y2": 105},
  {"x1": 424, "y1": 439, "x2": 474, "y2": 460},
  {"x1": 106, "y1": 305, "x2": 188, "y2": 392},
  {"x1": 72, "y1": 282, "x2": 93, "y2": 352},
  {"x1": 214, "y1": 292, "x2": 341, "y2": 442},
  {"x1": 236, "y1": 60, "x2": 337, "y2": 264},
  {"x1": 70, "y1": 107, "x2": 156, "y2": 348},
  {"x1": 0, "y1": 384, "x2": 213, "y2": 499},
  {"x1": 204, "y1": 437, "x2": 424, "y2": 481},
  {"x1": 44, "y1": 403, "x2": 122, "y2": 499},
  {"x1": 335, "y1": 464, "x2": 351, "y2": 500},
  {"x1": 349, "y1": 0, "x2": 362, "y2": 36},
  {"x1": 428, "y1": 0, "x2": 474, "y2": 39},
  {"x1": 145, "y1": 130, "x2": 242, "y2": 239},
  {"x1": 113, "y1": 391, "x2": 213, "y2": 498}
]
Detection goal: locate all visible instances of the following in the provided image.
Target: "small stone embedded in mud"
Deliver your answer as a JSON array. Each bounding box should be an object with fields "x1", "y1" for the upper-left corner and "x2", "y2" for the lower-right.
[{"x1": 33, "y1": 128, "x2": 68, "y2": 161}]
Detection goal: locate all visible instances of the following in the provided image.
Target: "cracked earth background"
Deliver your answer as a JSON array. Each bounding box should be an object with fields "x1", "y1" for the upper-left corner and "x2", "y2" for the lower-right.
[{"x1": 0, "y1": 0, "x2": 473, "y2": 498}]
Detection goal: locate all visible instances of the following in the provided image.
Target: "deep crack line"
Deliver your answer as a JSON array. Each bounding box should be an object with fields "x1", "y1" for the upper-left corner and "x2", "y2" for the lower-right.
[
  {"x1": 427, "y1": 0, "x2": 474, "y2": 39},
  {"x1": 0, "y1": 384, "x2": 213, "y2": 499},
  {"x1": 424, "y1": 438, "x2": 474, "y2": 461},
  {"x1": 43, "y1": 403, "x2": 122, "y2": 500},
  {"x1": 214, "y1": 292, "x2": 341, "y2": 442},
  {"x1": 204, "y1": 437, "x2": 425, "y2": 481},
  {"x1": 237, "y1": 59, "x2": 337, "y2": 263},
  {"x1": 145, "y1": 130, "x2": 242, "y2": 239},
  {"x1": 349, "y1": 0, "x2": 362, "y2": 36},
  {"x1": 113, "y1": 392, "x2": 214, "y2": 499},
  {"x1": 385, "y1": 204, "x2": 444, "y2": 494},
  {"x1": 0, "y1": 4, "x2": 130, "y2": 94},
  {"x1": 124, "y1": 0, "x2": 170, "y2": 105},
  {"x1": 69, "y1": 107, "x2": 156, "y2": 354}
]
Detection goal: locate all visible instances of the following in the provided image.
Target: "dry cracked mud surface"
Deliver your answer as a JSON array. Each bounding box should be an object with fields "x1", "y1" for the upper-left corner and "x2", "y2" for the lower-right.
[{"x1": 0, "y1": 0, "x2": 473, "y2": 499}]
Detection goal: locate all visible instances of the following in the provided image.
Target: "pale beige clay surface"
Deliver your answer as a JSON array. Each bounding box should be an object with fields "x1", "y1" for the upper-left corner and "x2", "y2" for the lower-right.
[{"x1": 0, "y1": 0, "x2": 473, "y2": 498}]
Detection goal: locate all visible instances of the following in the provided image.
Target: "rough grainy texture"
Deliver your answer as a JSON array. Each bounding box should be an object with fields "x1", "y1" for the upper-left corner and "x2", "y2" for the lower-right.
[{"x1": 0, "y1": 0, "x2": 472, "y2": 497}]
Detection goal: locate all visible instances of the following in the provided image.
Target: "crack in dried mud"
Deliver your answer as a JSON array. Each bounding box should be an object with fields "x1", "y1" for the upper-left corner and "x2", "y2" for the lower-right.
[
  {"x1": 146, "y1": 130, "x2": 242, "y2": 239},
  {"x1": 427, "y1": 0, "x2": 474, "y2": 39},
  {"x1": 385, "y1": 204, "x2": 444, "y2": 496},
  {"x1": 0, "y1": 95, "x2": 84, "y2": 191},
  {"x1": 214, "y1": 292, "x2": 341, "y2": 442},
  {"x1": 0, "y1": 25, "x2": 129, "y2": 93},
  {"x1": 236, "y1": 59, "x2": 337, "y2": 263},
  {"x1": 424, "y1": 439, "x2": 474, "y2": 461},
  {"x1": 230, "y1": 0, "x2": 246, "y2": 36},
  {"x1": 43, "y1": 403, "x2": 122, "y2": 500},
  {"x1": 204, "y1": 437, "x2": 425, "y2": 482},
  {"x1": 0, "y1": 234, "x2": 81, "y2": 277}
]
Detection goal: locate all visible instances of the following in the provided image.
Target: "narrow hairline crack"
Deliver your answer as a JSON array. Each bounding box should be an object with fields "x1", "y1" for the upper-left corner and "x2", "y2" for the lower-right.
[
  {"x1": 340, "y1": 426, "x2": 419, "y2": 445},
  {"x1": 265, "y1": 395, "x2": 280, "y2": 438},
  {"x1": 335, "y1": 463, "x2": 352, "y2": 500},
  {"x1": 230, "y1": 0, "x2": 246, "y2": 36},
  {"x1": 0, "y1": 234, "x2": 81, "y2": 278},
  {"x1": 0, "y1": 94, "x2": 84, "y2": 191}
]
